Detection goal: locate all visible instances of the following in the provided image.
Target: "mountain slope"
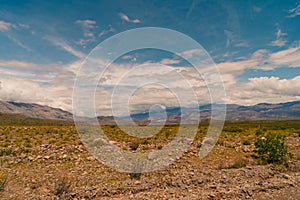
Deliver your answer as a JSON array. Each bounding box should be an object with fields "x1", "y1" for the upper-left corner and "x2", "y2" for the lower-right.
[
  {"x1": 1, "y1": 100, "x2": 299, "y2": 124},
  {"x1": 0, "y1": 101, "x2": 73, "y2": 120},
  {"x1": 0, "y1": 112, "x2": 73, "y2": 125},
  {"x1": 129, "y1": 101, "x2": 300, "y2": 123}
]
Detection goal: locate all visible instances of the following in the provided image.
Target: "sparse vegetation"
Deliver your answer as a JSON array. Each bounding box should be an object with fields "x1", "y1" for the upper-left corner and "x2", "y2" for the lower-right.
[
  {"x1": 255, "y1": 132, "x2": 291, "y2": 166},
  {"x1": 227, "y1": 159, "x2": 247, "y2": 169},
  {"x1": 255, "y1": 129, "x2": 263, "y2": 136},
  {"x1": 0, "y1": 120, "x2": 299, "y2": 199},
  {"x1": 130, "y1": 142, "x2": 140, "y2": 150},
  {"x1": 223, "y1": 126, "x2": 243, "y2": 133},
  {"x1": 242, "y1": 139, "x2": 251, "y2": 145},
  {"x1": 0, "y1": 148, "x2": 15, "y2": 157},
  {"x1": 130, "y1": 172, "x2": 142, "y2": 180},
  {"x1": 54, "y1": 177, "x2": 71, "y2": 196},
  {"x1": 0, "y1": 173, "x2": 7, "y2": 192}
]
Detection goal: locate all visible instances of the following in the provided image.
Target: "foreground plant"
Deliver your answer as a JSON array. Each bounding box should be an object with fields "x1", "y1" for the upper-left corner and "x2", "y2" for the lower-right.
[{"x1": 255, "y1": 132, "x2": 291, "y2": 166}]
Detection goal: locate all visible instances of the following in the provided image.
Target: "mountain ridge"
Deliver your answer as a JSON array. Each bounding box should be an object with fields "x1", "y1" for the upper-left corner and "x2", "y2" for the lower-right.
[
  {"x1": 0, "y1": 100, "x2": 299, "y2": 124},
  {"x1": 0, "y1": 100, "x2": 73, "y2": 121}
]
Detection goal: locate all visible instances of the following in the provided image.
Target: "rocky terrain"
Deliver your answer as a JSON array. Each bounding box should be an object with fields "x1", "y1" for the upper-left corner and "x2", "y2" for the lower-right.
[{"x1": 0, "y1": 121, "x2": 299, "y2": 199}]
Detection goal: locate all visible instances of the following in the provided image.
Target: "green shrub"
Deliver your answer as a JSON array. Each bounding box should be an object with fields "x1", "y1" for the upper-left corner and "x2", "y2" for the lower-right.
[
  {"x1": 227, "y1": 159, "x2": 247, "y2": 169},
  {"x1": 141, "y1": 140, "x2": 150, "y2": 145},
  {"x1": 217, "y1": 140, "x2": 224, "y2": 146},
  {"x1": 223, "y1": 126, "x2": 243, "y2": 133},
  {"x1": 0, "y1": 173, "x2": 8, "y2": 192},
  {"x1": 242, "y1": 139, "x2": 251, "y2": 145},
  {"x1": 255, "y1": 129, "x2": 263, "y2": 136},
  {"x1": 0, "y1": 148, "x2": 15, "y2": 157},
  {"x1": 24, "y1": 142, "x2": 32, "y2": 148},
  {"x1": 255, "y1": 132, "x2": 291, "y2": 165},
  {"x1": 130, "y1": 142, "x2": 139, "y2": 151},
  {"x1": 130, "y1": 172, "x2": 142, "y2": 180}
]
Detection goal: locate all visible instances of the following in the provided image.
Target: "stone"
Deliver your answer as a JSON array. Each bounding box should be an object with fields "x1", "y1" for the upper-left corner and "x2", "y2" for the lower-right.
[{"x1": 147, "y1": 152, "x2": 157, "y2": 160}]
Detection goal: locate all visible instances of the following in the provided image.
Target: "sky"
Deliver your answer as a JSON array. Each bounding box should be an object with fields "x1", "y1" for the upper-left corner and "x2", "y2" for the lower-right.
[{"x1": 0, "y1": 0, "x2": 300, "y2": 116}]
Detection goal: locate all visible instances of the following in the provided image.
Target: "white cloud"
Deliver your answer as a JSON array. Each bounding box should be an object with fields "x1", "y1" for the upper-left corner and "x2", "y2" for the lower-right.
[
  {"x1": 0, "y1": 20, "x2": 14, "y2": 32},
  {"x1": 271, "y1": 39, "x2": 286, "y2": 47},
  {"x1": 287, "y1": 3, "x2": 300, "y2": 18},
  {"x1": 212, "y1": 45, "x2": 300, "y2": 105},
  {"x1": 99, "y1": 26, "x2": 115, "y2": 37},
  {"x1": 75, "y1": 19, "x2": 97, "y2": 45},
  {"x1": 225, "y1": 76, "x2": 300, "y2": 105},
  {"x1": 235, "y1": 41, "x2": 249, "y2": 47},
  {"x1": 0, "y1": 20, "x2": 29, "y2": 32},
  {"x1": 224, "y1": 29, "x2": 234, "y2": 47},
  {"x1": 121, "y1": 55, "x2": 133, "y2": 60},
  {"x1": 2, "y1": 41, "x2": 300, "y2": 115},
  {"x1": 45, "y1": 36, "x2": 86, "y2": 59},
  {"x1": 268, "y1": 46, "x2": 300, "y2": 67},
  {"x1": 0, "y1": 60, "x2": 40, "y2": 69},
  {"x1": 118, "y1": 13, "x2": 141, "y2": 23},
  {"x1": 160, "y1": 58, "x2": 180, "y2": 65},
  {"x1": 178, "y1": 49, "x2": 206, "y2": 59},
  {"x1": 253, "y1": 6, "x2": 262, "y2": 13},
  {"x1": 0, "y1": 20, "x2": 30, "y2": 50},
  {"x1": 217, "y1": 44, "x2": 300, "y2": 75},
  {"x1": 270, "y1": 28, "x2": 287, "y2": 47},
  {"x1": 0, "y1": 77, "x2": 72, "y2": 111},
  {"x1": 0, "y1": 59, "x2": 83, "y2": 111}
]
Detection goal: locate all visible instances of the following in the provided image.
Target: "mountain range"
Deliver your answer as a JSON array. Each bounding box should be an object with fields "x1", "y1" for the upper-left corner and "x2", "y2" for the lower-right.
[
  {"x1": 127, "y1": 101, "x2": 300, "y2": 124},
  {"x1": 0, "y1": 100, "x2": 299, "y2": 124},
  {"x1": 0, "y1": 101, "x2": 73, "y2": 121}
]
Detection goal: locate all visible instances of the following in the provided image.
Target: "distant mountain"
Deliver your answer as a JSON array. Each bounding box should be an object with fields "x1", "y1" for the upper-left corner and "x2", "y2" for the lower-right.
[
  {"x1": 1, "y1": 100, "x2": 299, "y2": 125},
  {"x1": 127, "y1": 101, "x2": 300, "y2": 124},
  {"x1": 224, "y1": 101, "x2": 300, "y2": 120},
  {"x1": 0, "y1": 112, "x2": 73, "y2": 126},
  {"x1": 0, "y1": 101, "x2": 73, "y2": 121}
]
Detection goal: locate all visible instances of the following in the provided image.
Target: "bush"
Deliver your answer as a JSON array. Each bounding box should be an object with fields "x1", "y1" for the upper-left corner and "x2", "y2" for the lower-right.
[
  {"x1": 0, "y1": 173, "x2": 7, "y2": 192},
  {"x1": 130, "y1": 142, "x2": 139, "y2": 151},
  {"x1": 255, "y1": 129, "x2": 263, "y2": 136},
  {"x1": 227, "y1": 159, "x2": 247, "y2": 169},
  {"x1": 130, "y1": 172, "x2": 142, "y2": 180},
  {"x1": 54, "y1": 177, "x2": 70, "y2": 196},
  {"x1": 242, "y1": 139, "x2": 251, "y2": 145},
  {"x1": 255, "y1": 132, "x2": 291, "y2": 165},
  {"x1": 0, "y1": 148, "x2": 15, "y2": 157},
  {"x1": 223, "y1": 126, "x2": 243, "y2": 133},
  {"x1": 141, "y1": 140, "x2": 150, "y2": 145}
]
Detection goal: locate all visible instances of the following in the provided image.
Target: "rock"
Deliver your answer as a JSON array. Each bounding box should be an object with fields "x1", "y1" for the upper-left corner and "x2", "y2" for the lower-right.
[
  {"x1": 87, "y1": 156, "x2": 96, "y2": 161},
  {"x1": 109, "y1": 140, "x2": 119, "y2": 145},
  {"x1": 49, "y1": 154, "x2": 56, "y2": 160},
  {"x1": 202, "y1": 137, "x2": 215, "y2": 145},
  {"x1": 44, "y1": 155, "x2": 50, "y2": 160},
  {"x1": 282, "y1": 174, "x2": 292, "y2": 180},
  {"x1": 147, "y1": 152, "x2": 157, "y2": 160},
  {"x1": 210, "y1": 185, "x2": 217, "y2": 189}
]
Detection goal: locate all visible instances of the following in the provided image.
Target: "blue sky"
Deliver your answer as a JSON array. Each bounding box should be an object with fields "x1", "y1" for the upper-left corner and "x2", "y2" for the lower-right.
[{"x1": 0, "y1": 0, "x2": 300, "y2": 114}]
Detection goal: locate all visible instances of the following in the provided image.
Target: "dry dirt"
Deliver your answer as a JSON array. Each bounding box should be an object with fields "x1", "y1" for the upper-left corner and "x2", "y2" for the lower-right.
[{"x1": 0, "y1": 125, "x2": 299, "y2": 199}]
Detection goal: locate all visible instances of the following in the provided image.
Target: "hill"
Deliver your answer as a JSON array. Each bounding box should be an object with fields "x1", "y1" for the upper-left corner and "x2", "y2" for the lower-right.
[{"x1": 0, "y1": 101, "x2": 73, "y2": 121}]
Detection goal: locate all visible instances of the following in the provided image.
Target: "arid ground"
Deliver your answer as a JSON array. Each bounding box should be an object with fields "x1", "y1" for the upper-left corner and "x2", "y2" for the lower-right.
[{"x1": 0, "y1": 121, "x2": 299, "y2": 199}]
